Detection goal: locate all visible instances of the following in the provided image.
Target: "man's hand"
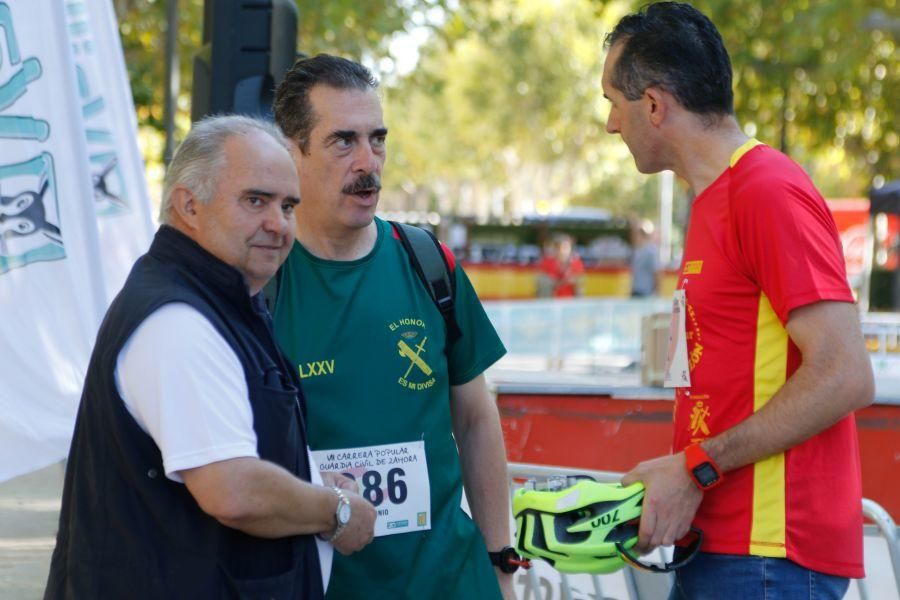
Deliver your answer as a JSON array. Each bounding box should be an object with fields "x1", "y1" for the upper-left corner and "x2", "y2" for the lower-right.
[
  {"x1": 331, "y1": 490, "x2": 376, "y2": 556},
  {"x1": 621, "y1": 452, "x2": 702, "y2": 553},
  {"x1": 320, "y1": 471, "x2": 358, "y2": 493}
]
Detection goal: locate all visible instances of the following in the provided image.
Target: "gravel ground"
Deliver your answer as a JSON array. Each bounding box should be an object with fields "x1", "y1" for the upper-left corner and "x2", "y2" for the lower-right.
[
  {"x1": 0, "y1": 462, "x2": 63, "y2": 600},
  {"x1": 1, "y1": 461, "x2": 894, "y2": 600}
]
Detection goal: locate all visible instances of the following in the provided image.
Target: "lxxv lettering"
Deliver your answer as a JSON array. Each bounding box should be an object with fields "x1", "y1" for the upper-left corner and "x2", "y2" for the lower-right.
[{"x1": 298, "y1": 359, "x2": 335, "y2": 379}]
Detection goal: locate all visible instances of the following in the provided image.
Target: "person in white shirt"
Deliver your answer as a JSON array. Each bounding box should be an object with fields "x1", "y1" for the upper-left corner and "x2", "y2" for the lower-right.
[{"x1": 46, "y1": 115, "x2": 375, "y2": 600}]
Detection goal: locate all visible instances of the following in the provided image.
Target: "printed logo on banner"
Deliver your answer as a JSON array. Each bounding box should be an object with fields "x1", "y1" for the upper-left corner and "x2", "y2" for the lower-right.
[
  {"x1": 66, "y1": 0, "x2": 130, "y2": 218},
  {"x1": 0, "y1": 2, "x2": 64, "y2": 274}
]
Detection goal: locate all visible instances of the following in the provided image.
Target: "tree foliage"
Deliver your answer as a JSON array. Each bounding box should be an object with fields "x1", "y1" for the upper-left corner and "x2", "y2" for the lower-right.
[
  {"x1": 115, "y1": 0, "x2": 898, "y2": 215},
  {"x1": 697, "y1": 0, "x2": 898, "y2": 195},
  {"x1": 384, "y1": 0, "x2": 897, "y2": 217},
  {"x1": 115, "y1": 0, "x2": 203, "y2": 131},
  {"x1": 383, "y1": 0, "x2": 660, "y2": 218},
  {"x1": 294, "y1": 0, "x2": 448, "y2": 58},
  {"x1": 112, "y1": 0, "x2": 448, "y2": 154}
]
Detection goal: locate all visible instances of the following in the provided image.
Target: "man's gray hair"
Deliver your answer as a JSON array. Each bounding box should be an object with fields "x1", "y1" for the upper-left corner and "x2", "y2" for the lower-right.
[{"x1": 159, "y1": 115, "x2": 290, "y2": 224}]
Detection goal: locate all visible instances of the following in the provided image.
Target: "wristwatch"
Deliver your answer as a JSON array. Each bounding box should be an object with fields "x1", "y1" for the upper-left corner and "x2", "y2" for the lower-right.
[
  {"x1": 488, "y1": 546, "x2": 531, "y2": 573},
  {"x1": 684, "y1": 443, "x2": 724, "y2": 490},
  {"x1": 321, "y1": 486, "x2": 352, "y2": 543}
]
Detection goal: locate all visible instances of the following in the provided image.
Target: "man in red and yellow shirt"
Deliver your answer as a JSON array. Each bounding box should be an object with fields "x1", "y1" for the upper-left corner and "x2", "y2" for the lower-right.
[{"x1": 602, "y1": 3, "x2": 873, "y2": 598}]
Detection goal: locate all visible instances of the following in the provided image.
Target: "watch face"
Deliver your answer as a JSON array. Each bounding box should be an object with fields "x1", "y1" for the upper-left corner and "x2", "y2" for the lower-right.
[
  {"x1": 693, "y1": 462, "x2": 720, "y2": 487},
  {"x1": 337, "y1": 502, "x2": 352, "y2": 525}
]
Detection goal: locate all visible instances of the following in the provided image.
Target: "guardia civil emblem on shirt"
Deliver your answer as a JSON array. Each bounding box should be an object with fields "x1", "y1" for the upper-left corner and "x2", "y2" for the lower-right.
[{"x1": 390, "y1": 317, "x2": 437, "y2": 391}]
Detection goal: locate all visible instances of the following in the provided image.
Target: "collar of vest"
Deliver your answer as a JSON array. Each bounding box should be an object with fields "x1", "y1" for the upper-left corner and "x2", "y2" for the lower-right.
[{"x1": 150, "y1": 225, "x2": 263, "y2": 313}]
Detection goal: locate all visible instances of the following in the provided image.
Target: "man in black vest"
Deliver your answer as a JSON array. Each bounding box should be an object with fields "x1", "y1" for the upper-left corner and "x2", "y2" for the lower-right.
[{"x1": 45, "y1": 115, "x2": 375, "y2": 600}]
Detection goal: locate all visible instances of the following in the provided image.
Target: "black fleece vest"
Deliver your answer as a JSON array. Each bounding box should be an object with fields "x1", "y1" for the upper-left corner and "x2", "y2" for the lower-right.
[{"x1": 45, "y1": 226, "x2": 323, "y2": 600}]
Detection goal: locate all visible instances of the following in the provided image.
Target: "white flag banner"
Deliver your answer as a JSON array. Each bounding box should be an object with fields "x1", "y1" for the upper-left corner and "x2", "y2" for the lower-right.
[
  {"x1": 0, "y1": 0, "x2": 108, "y2": 482},
  {"x1": 67, "y1": 0, "x2": 154, "y2": 299}
]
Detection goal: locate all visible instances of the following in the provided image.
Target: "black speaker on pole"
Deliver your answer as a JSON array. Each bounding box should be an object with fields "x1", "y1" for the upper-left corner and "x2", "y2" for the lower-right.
[{"x1": 191, "y1": 0, "x2": 298, "y2": 122}]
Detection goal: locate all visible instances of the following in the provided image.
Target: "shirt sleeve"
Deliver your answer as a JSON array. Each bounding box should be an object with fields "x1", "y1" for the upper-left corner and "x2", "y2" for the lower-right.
[
  {"x1": 447, "y1": 265, "x2": 507, "y2": 386},
  {"x1": 115, "y1": 302, "x2": 258, "y2": 482},
  {"x1": 731, "y1": 173, "x2": 853, "y2": 323}
]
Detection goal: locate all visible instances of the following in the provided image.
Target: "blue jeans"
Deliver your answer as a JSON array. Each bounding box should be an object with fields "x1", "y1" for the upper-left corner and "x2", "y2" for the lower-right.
[{"x1": 668, "y1": 552, "x2": 850, "y2": 600}]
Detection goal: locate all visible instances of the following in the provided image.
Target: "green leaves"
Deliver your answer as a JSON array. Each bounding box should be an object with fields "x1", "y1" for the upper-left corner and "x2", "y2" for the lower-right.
[
  {"x1": 698, "y1": 0, "x2": 898, "y2": 194},
  {"x1": 117, "y1": 0, "x2": 897, "y2": 214},
  {"x1": 384, "y1": 0, "x2": 897, "y2": 216}
]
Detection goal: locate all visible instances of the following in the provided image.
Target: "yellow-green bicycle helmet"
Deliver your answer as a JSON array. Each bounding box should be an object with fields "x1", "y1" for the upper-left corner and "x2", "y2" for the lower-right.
[{"x1": 513, "y1": 479, "x2": 702, "y2": 574}]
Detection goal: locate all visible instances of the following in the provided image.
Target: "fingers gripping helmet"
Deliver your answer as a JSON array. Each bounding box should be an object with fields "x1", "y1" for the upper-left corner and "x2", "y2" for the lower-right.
[{"x1": 513, "y1": 480, "x2": 644, "y2": 574}]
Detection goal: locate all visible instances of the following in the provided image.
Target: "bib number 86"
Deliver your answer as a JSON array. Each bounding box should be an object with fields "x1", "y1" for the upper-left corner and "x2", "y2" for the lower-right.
[{"x1": 342, "y1": 468, "x2": 407, "y2": 507}]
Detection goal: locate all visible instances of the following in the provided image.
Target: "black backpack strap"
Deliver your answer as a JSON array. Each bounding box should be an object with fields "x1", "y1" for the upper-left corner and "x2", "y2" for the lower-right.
[{"x1": 390, "y1": 221, "x2": 463, "y2": 347}]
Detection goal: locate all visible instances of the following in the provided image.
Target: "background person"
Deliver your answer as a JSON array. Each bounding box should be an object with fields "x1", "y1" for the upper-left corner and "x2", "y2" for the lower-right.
[
  {"x1": 271, "y1": 54, "x2": 516, "y2": 600},
  {"x1": 630, "y1": 219, "x2": 658, "y2": 297},
  {"x1": 45, "y1": 115, "x2": 375, "y2": 600},
  {"x1": 601, "y1": 3, "x2": 874, "y2": 599},
  {"x1": 538, "y1": 233, "x2": 584, "y2": 297},
  {"x1": 536, "y1": 238, "x2": 558, "y2": 298}
]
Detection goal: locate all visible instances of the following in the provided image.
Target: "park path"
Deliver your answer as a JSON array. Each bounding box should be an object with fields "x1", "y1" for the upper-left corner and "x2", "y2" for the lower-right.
[{"x1": 0, "y1": 462, "x2": 64, "y2": 600}]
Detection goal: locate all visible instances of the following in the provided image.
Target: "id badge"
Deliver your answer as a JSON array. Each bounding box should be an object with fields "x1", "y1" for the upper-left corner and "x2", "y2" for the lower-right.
[
  {"x1": 312, "y1": 440, "x2": 431, "y2": 537},
  {"x1": 664, "y1": 289, "x2": 691, "y2": 388}
]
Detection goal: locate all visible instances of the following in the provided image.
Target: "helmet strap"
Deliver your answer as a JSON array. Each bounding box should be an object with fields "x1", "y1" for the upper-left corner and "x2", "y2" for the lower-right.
[{"x1": 615, "y1": 527, "x2": 704, "y2": 573}]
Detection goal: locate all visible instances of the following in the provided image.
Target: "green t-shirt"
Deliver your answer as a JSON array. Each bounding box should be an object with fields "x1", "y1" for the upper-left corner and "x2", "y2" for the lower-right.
[{"x1": 272, "y1": 217, "x2": 507, "y2": 599}]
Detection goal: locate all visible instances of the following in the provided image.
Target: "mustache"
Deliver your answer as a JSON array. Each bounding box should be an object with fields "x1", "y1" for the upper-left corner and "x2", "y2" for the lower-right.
[{"x1": 343, "y1": 173, "x2": 381, "y2": 194}]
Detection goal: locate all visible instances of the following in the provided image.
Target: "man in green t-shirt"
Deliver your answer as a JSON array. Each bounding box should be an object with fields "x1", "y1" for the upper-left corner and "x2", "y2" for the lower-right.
[{"x1": 271, "y1": 54, "x2": 516, "y2": 599}]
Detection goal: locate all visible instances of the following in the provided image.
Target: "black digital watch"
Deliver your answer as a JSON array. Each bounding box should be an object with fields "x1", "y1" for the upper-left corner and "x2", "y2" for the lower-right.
[{"x1": 488, "y1": 546, "x2": 531, "y2": 574}]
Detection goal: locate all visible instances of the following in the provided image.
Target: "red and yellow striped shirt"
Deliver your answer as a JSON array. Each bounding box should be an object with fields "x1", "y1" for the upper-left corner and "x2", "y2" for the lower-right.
[{"x1": 674, "y1": 140, "x2": 863, "y2": 578}]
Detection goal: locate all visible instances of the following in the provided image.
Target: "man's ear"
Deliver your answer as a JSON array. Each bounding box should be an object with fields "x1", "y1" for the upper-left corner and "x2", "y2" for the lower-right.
[
  {"x1": 644, "y1": 87, "x2": 669, "y2": 127},
  {"x1": 169, "y1": 186, "x2": 201, "y2": 230}
]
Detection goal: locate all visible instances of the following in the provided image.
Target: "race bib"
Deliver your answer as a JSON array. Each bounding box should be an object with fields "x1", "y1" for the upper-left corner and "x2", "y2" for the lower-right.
[
  {"x1": 312, "y1": 440, "x2": 431, "y2": 537},
  {"x1": 307, "y1": 448, "x2": 332, "y2": 590},
  {"x1": 664, "y1": 289, "x2": 691, "y2": 388}
]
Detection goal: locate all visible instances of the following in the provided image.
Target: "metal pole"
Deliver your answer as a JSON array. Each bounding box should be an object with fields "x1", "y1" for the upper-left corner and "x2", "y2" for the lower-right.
[
  {"x1": 860, "y1": 213, "x2": 875, "y2": 313},
  {"x1": 861, "y1": 498, "x2": 900, "y2": 595},
  {"x1": 163, "y1": 0, "x2": 179, "y2": 167}
]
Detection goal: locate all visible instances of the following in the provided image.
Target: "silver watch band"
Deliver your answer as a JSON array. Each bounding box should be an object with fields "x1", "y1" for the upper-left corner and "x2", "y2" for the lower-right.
[{"x1": 320, "y1": 486, "x2": 350, "y2": 543}]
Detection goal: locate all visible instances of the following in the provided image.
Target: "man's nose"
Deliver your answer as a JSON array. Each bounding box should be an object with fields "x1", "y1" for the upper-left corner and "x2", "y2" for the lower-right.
[
  {"x1": 261, "y1": 201, "x2": 291, "y2": 234},
  {"x1": 352, "y1": 141, "x2": 381, "y2": 174},
  {"x1": 606, "y1": 113, "x2": 619, "y2": 134}
]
